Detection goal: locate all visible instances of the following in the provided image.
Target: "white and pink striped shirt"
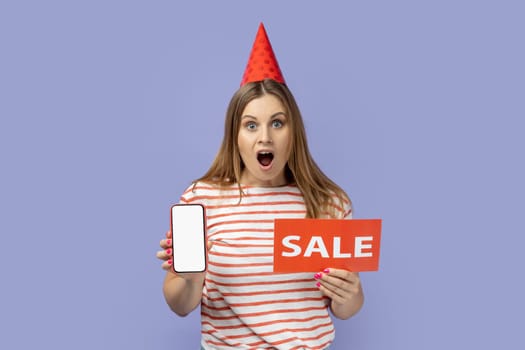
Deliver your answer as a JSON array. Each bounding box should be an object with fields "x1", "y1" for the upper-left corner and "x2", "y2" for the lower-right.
[{"x1": 179, "y1": 182, "x2": 352, "y2": 350}]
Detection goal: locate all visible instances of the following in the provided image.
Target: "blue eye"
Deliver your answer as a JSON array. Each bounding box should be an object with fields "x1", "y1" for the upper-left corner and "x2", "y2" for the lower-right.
[
  {"x1": 245, "y1": 121, "x2": 257, "y2": 130},
  {"x1": 272, "y1": 120, "x2": 283, "y2": 128}
]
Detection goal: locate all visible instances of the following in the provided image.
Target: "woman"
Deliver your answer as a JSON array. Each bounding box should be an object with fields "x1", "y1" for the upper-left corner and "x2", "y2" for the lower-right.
[{"x1": 157, "y1": 24, "x2": 364, "y2": 350}]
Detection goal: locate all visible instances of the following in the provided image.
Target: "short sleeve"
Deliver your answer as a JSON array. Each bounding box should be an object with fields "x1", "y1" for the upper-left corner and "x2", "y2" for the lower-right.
[
  {"x1": 179, "y1": 183, "x2": 197, "y2": 204},
  {"x1": 343, "y1": 200, "x2": 353, "y2": 219},
  {"x1": 331, "y1": 193, "x2": 352, "y2": 219}
]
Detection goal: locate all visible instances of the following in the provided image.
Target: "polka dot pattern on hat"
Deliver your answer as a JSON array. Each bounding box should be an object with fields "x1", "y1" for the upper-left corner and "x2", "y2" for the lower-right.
[{"x1": 240, "y1": 23, "x2": 285, "y2": 86}]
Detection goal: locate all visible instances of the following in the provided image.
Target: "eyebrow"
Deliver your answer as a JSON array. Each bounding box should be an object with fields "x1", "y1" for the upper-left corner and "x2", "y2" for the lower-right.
[{"x1": 241, "y1": 112, "x2": 287, "y2": 120}]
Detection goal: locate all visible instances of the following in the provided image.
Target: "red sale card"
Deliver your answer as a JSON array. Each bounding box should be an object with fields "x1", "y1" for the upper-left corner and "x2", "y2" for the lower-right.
[{"x1": 273, "y1": 219, "x2": 382, "y2": 273}]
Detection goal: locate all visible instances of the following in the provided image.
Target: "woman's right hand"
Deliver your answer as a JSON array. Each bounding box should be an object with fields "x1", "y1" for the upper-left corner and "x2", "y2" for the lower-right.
[
  {"x1": 156, "y1": 230, "x2": 174, "y2": 271},
  {"x1": 158, "y1": 229, "x2": 210, "y2": 316},
  {"x1": 156, "y1": 230, "x2": 214, "y2": 273}
]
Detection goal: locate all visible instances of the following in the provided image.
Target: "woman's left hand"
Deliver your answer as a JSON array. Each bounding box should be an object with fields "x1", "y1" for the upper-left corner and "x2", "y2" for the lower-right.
[{"x1": 314, "y1": 268, "x2": 364, "y2": 319}]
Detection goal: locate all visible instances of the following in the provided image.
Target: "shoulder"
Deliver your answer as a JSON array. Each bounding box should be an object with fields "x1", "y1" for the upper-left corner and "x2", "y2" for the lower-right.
[
  {"x1": 343, "y1": 200, "x2": 353, "y2": 219},
  {"x1": 179, "y1": 181, "x2": 242, "y2": 204},
  {"x1": 179, "y1": 181, "x2": 217, "y2": 203},
  {"x1": 330, "y1": 191, "x2": 352, "y2": 219}
]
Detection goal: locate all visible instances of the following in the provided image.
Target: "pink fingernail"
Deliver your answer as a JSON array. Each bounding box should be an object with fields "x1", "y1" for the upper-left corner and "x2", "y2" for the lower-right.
[
  {"x1": 166, "y1": 239, "x2": 172, "y2": 246},
  {"x1": 316, "y1": 282, "x2": 321, "y2": 288},
  {"x1": 167, "y1": 259, "x2": 172, "y2": 265},
  {"x1": 314, "y1": 273, "x2": 322, "y2": 280},
  {"x1": 323, "y1": 268, "x2": 330, "y2": 273},
  {"x1": 166, "y1": 249, "x2": 172, "y2": 255}
]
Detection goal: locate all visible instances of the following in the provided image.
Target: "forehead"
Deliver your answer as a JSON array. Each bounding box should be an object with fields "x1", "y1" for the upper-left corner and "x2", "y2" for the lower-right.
[{"x1": 241, "y1": 94, "x2": 286, "y2": 118}]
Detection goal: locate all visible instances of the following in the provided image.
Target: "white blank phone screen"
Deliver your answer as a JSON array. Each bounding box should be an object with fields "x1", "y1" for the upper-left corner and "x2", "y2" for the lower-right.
[{"x1": 171, "y1": 204, "x2": 206, "y2": 272}]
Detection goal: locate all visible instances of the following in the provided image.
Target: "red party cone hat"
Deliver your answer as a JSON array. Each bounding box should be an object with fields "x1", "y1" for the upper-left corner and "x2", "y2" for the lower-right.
[{"x1": 240, "y1": 23, "x2": 285, "y2": 86}]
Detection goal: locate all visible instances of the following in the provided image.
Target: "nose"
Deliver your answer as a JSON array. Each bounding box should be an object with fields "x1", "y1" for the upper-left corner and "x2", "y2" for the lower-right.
[{"x1": 258, "y1": 125, "x2": 273, "y2": 144}]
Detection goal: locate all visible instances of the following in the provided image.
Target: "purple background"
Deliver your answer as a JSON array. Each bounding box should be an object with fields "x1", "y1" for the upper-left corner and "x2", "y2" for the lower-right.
[{"x1": 1, "y1": 1, "x2": 524, "y2": 349}]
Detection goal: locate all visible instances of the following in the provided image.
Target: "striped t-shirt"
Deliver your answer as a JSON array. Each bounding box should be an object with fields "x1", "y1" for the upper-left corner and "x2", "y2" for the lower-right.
[{"x1": 179, "y1": 182, "x2": 352, "y2": 350}]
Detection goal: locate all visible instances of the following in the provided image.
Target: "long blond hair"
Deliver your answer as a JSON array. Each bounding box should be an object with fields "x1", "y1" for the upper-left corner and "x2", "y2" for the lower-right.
[{"x1": 195, "y1": 79, "x2": 350, "y2": 218}]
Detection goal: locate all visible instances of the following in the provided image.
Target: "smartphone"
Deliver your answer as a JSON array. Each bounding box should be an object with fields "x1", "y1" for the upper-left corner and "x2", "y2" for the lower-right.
[{"x1": 170, "y1": 204, "x2": 207, "y2": 273}]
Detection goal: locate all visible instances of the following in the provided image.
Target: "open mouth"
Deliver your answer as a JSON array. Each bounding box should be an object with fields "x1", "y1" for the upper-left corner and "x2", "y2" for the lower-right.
[{"x1": 257, "y1": 151, "x2": 274, "y2": 167}]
